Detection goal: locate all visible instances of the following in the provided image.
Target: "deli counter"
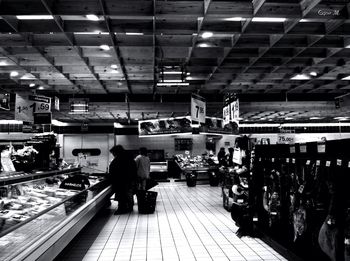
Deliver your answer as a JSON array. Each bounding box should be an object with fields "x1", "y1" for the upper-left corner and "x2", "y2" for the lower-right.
[{"x1": 0, "y1": 168, "x2": 112, "y2": 261}]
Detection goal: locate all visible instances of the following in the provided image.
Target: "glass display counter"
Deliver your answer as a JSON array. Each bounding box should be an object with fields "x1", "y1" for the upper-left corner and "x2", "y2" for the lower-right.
[{"x1": 0, "y1": 168, "x2": 112, "y2": 261}]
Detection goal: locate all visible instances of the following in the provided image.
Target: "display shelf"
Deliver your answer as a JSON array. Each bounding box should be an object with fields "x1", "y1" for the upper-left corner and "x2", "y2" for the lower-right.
[
  {"x1": 0, "y1": 168, "x2": 81, "y2": 186},
  {"x1": 0, "y1": 175, "x2": 111, "y2": 261}
]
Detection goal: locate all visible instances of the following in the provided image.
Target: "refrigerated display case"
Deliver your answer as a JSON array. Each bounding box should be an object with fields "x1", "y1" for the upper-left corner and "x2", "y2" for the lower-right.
[{"x1": 0, "y1": 167, "x2": 112, "y2": 261}]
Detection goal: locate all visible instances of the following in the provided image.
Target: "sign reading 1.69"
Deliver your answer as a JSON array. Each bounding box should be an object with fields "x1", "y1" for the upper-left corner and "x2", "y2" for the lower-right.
[{"x1": 15, "y1": 94, "x2": 51, "y2": 122}]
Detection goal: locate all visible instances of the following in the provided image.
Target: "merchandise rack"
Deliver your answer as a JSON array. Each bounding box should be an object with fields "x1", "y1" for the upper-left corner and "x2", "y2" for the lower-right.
[{"x1": 251, "y1": 139, "x2": 350, "y2": 261}]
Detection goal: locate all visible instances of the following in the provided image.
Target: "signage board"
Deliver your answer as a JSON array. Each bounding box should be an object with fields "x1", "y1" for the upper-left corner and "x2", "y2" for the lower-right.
[
  {"x1": 138, "y1": 116, "x2": 192, "y2": 136},
  {"x1": 15, "y1": 94, "x2": 51, "y2": 122},
  {"x1": 191, "y1": 94, "x2": 206, "y2": 123}
]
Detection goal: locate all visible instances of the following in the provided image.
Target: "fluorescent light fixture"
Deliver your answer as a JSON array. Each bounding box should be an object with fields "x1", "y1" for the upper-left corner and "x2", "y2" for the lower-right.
[
  {"x1": 239, "y1": 123, "x2": 280, "y2": 128},
  {"x1": 125, "y1": 32, "x2": 144, "y2": 35},
  {"x1": 285, "y1": 117, "x2": 294, "y2": 120},
  {"x1": 111, "y1": 69, "x2": 119, "y2": 73},
  {"x1": 99, "y1": 44, "x2": 110, "y2": 51},
  {"x1": 0, "y1": 60, "x2": 7, "y2": 66},
  {"x1": 310, "y1": 117, "x2": 323, "y2": 120},
  {"x1": 37, "y1": 86, "x2": 45, "y2": 90},
  {"x1": 291, "y1": 74, "x2": 311, "y2": 80},
  {"x1": 29, "y1": 83, "x2": 36, "y2": 87},
  {"x1": 162, "y1": 80, "x2": 185, "y2": 83},
  {"x1": 86, "y1": 14, "x2": 99, "y2": 21},
  {"x1": 341, "y1": 75, "x2": 350, "y2": 80},
  {"x1": 252, "y1": 17, "x2": 286, "y2": 22},
  {"x1": 197, "y1": 42, "x2": 212, "y2": 48},
  {"x1": 309, "y1": 71, "x2": 318, "y2": 77},
  {"x1": 0, "y1": 120, "x2": 23, "y2": 124},
  {"x1": 300, "y1": 19, "x2": 311, "y2": 22},
  {"x1": 110, "y1": 64, "x2": 118, "y2": 69},
  {"x1": 16, "y1": 15, "x2": 53, "y2": 20},
  {"x1": 163, "y1": 71, "x2": 182, "y2": 75},
  {"x1": 201, "y1": 32, "x2": 213, "y2": 39},
  {"x1": 74, "y1": 32, "x2": 108, "y2": 35},
  {"x1": 224, "y1": 17, "x2": 244, "y2": 21},
  {"x1": 51, "y1": 119, "x2": 69, "y2": 127},
  {"x1": 346, "y1": 44, "x2": 350, "y2": 48},
  {"x1": 10, "y1": 71, "x2": 19, "y2": 77},
  {"x1": 157, "y1": 82, "x2": 190, "y2": 86},
  {"x1": 334, "y1": 116, "x2": 348, "y2": 120}
]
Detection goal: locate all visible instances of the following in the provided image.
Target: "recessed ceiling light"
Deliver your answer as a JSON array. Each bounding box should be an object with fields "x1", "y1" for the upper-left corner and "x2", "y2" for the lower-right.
[
  {"x1": 86, "y1": 14, "x2": 100, "y2": 21},
  {"x1": 111, "y1": 69, "x2": 119, "y2": 73},
  {"x1": 16, "y1": 15, "x2": 54, "y2": 20},
  {"x1": 99, "y1": 45, "x2": 110, "y2": 51},
  {"x1": 111, "y1": 64, "x2": 118, "y2": 69},
  {"x1": 224, "y1": 17, "x2": 244, "y2": 21},
  {"x1": 252, "y1": 17, "x2": 286, "y2": 22},
  {"x1": 291, "y1": 74, "x2": 311, "y2": 80},
  {"x1": 0, "y1": 60, "x2": 7, "y2": 66},
  {"x1": 309, "y1": 71, "x2": 318, "y2": 77},
  {"x1": 163, "y1": 71, "x2": 182, "y2": 75},
  {"x1": 37, "y1": 86, "x2": 45, "y2": 90},
  {"x1": 29, "y1": 83, "x2": 36, "y2": 87},
  {"x1": 285, "y1": 117, "x2": 294, "y2": 120},
  {"x1": 334, "y1": 116, "x2": 348, "y2": 120},
  {"x1": 201, "y1": 32, "x2": 213, "y2": 39},
  {"x1": 125, "y1": 32, "x2": 144, "y2": 35},
  {"x1": 10, "y1": 71, "x2": 19, "y2": 77},
  {"x1": 341, "y1": 75, "x2": 350, "y2": 80}
]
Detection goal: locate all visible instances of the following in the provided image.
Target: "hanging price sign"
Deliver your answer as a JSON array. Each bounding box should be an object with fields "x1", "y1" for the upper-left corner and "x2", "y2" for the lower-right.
[
  {"x1": 15, "y1": 94, "x2": 51, "y2": 122},
  {"x1": 191, "y1": 94, "x2": 206, "y2": 123}
]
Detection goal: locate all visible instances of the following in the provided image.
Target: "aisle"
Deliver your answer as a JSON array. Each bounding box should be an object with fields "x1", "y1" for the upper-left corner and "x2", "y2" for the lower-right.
[{"x1": 57, "y1": 182, "x2": 287, "y2": 261}]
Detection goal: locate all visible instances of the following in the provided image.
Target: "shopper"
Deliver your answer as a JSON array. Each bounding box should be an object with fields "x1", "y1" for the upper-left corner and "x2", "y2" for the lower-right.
[
  {"x1": 217, "y1": 147, "x2": 227, "y2": 166},
  {"x1": 109, "y1": 145, "x2": 137, "y2": 214},
  {"x1": 135, "y1": 147, "x2": 150, "y2": 190},
  {"x1": 227, "y1": 147, "x2": 234, "y2": 166}
]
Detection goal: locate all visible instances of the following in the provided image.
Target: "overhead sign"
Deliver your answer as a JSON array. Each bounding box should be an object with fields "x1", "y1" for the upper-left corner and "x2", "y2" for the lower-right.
[
  {"x1": 15, "y1": 94, "x2": 51, "y2": 122},
  {"x1": 200, "y1": 117, "x2": 239, "y2": 135},
  {"x1": 223, "y1": 93, "x2": 239, "y2": 125},
  {"x1": 54, "y1": 96, "x2": 60, "y2": 111},
  {"x1": 138, "y1": 116, "x2": 192, "y2": 136},
  {"x1": 191, "y1": 94, "x2": 206, "y2": 123},
  {"x1": 231, "y1": 99, "x2": 239, "y2": 120}
]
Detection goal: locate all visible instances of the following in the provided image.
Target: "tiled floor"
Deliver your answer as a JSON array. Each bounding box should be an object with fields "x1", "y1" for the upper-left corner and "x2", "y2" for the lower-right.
[{"x1": 57, "y1": 182, "x2": 287, "y2": 261}]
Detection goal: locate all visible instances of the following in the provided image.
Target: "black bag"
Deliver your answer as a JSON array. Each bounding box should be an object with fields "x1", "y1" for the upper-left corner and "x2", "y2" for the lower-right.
[{"x1": 136, "y1": 191, "x2": 158, "y2": 214}]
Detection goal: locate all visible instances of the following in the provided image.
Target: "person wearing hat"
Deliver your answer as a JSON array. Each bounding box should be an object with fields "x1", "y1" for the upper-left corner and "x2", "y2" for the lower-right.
[{"x1": 109, "y1": 145, "x2": 137, "y2": 214}]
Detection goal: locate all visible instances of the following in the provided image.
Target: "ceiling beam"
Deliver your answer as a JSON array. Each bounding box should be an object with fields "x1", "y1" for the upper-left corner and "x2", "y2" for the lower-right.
[
  {"x1": 40, "y1": 0, "x2": 109, "y2": 94},
  {"x1": 98, "y1": 0, "x2": 133, "y2": 95}
]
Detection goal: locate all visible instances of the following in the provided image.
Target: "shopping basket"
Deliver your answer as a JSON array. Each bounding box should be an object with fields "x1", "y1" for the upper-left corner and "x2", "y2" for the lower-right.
[{"x1": 136, "y1": 191, "x2": 158, "y2": 214}]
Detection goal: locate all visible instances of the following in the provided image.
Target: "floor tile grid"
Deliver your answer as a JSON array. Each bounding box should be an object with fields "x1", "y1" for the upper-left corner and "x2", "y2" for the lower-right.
[
  {"x1": 158, "y1": 185, "x2": 198, "y2": 261},
  {"x1": 161, "y1": 183, "x2": 283, "y2": 261},
  {"x1": 192, "y1": 186, "x2": 287, "y2": 261},
  {"x1": 155, "y1": 194, "x2": 182, "y2": 261},
  {"x1": 174, "y1": 185, "x2": 255, "y2": 261},
  {"x1": 161, "y1": 185, "x2": 231, "y2": 261},
  {"x1": 89, "y1": 213, "x2": 130, "y2": 261}
]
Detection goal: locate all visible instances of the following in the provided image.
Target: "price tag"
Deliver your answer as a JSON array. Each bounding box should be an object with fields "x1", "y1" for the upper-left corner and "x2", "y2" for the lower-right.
[
  {"x1": 290, "y1": 145, "x2": 296, "y2": 154},
  {"x1": 292, "y1": 159, "x2": 296, "y2": 164},
  {"x1": 286, "y1": 158, "x2": 290, "y2": 163},
  {"x1": 298, "y1": 185, "x2": 305, "y2": 194},
  {"x1": 306, "y1": 160, "x2": 311, "y2": 165},
  {"x1": 316, "y1": 160, "x2": 321, "y2": 166},
  {"x1": 191, "y1": 94, "x2": 206, "y2": 123},
  {"x1": 337, "y1": 159, "x2": 342, "y2": 166},
  {"x1": 300, "y1": 144, "x2": 307, "y2": 153},
  {"x1": 15, "y1": 94, "x2": 51, "y2": 122},
  {"x1": 326, "y1": 161, "x2": 331, "y2": 167}
]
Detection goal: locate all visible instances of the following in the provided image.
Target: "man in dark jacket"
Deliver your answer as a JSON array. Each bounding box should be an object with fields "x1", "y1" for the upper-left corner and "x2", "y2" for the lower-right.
[{"x1": 109, "y1": 145, "x2": 137, "y2": 214}]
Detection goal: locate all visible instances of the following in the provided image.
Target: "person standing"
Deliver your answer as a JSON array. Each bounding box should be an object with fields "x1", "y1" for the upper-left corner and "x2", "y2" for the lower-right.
[
  {"x1": 135, "y1": 147, "x2": 151, "y2": 190},
  {"x1": 217, "y1": 147, "x2": 227, "y2": 166},
  {"x1": 109, "y1": 145, "x2": 137, "y2": 214}
]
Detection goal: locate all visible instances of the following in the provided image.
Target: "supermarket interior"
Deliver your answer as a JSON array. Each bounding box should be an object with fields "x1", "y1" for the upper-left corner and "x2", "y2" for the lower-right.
[{"x1": 1, "y1": 0, "x2": 350, "y2": 261}]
